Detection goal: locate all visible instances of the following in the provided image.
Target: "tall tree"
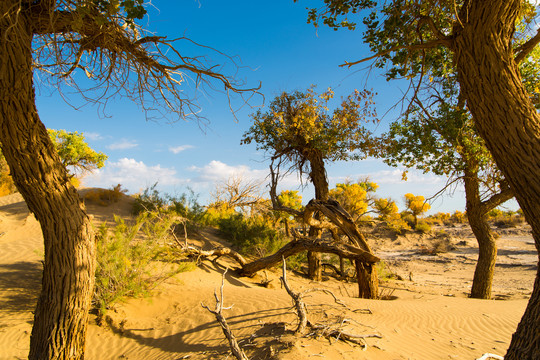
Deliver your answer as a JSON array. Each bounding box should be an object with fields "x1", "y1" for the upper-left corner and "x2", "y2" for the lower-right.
[
  {"x1": 299, "y1": 0, "x2": 540, "y2": 357},
  {"x1": 376, "y1": 95, "x2": 513, "y2": 298},
  {"x1": 241, "y1": 86, "x2": 378, "y2": 294},
  {"x1": 0, "y1": 1, "x2": 255, "y2": 358}
]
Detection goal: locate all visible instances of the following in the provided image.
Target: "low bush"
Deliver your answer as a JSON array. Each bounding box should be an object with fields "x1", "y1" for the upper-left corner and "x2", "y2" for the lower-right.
[
  {"x1": 218, "y1": 213, "x2": 286, "y2": 257},
  {"x1": 93, "y1": 214, "x2": 195, "y2": 316},
  {"x1": 84, "y1": 184, "x2": 127, "y2": 206},
  {"x1": 133, "y1": 185, "x2": 207, "y2": 235},
  {"x1": 415, "y1": 221, "x2": 432, "y2": 234}
]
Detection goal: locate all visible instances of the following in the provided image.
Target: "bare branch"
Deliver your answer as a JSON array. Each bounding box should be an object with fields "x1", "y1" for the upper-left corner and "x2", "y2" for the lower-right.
[
  {"x1": 340, "y1": 40, "x2": 451, "y2": 68},
  {"x1": 280, "y1": 257, "x2": 309, "y2": 334},
  {"x1": 201, "y1": 269, "x2": 249, "y2": 360},
  {"x1": 29, "y1": 4, "x2": 261, "y2": 122}
]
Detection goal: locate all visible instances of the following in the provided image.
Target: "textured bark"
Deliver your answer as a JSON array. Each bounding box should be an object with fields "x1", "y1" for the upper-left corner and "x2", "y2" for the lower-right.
[
  {"x1": 0, "y1": 4, "x2": 95, "y2": 359},
  {"x1": 453, "y1": 1, "x2": 540, "y2": 357},
  {"x1": 464, "y1": 163, "x2": 497, "y2": 299},
  {"x1": 306, "y1": 150, "x2": 328, "y2": 281},
  {"x1": 355, "y1": 262, "x2": 378, "y2": 299},
  {"x1": 239, "y1": 235, "x2": 380, "y2": 278}
]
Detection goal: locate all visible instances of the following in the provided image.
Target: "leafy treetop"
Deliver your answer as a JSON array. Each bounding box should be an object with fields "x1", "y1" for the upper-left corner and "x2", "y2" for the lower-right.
[
  {"x1": 241, "y1": 86, "x2": 377, "y2": 176},
  {"x1": 48, "y1": 129, "x2": 108, "y2": 176}
]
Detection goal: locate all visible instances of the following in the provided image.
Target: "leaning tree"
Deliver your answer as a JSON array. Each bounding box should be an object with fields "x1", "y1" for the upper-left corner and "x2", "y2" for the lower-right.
[
  {"x1": 0, "y1": 1, "x2": 256, "y2": 359},
  {"x1": 299, "y1": 0, "x2": 540, "y2": 357},
  {"x1": 241, "y1": 87, "x2": 381, "y2": 298}
]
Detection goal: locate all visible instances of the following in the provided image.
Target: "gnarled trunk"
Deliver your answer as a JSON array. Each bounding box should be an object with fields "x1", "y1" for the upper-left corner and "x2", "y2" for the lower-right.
[
  {"x1": 454, "y1": 1, "x2": 540, "y2": 357},
  {"x1": 306, "y1": 150, "x2": 328, "y2": 281},
  {"x1": 464, "y1": 163, "x2": 497, "y2": 299},
  {"x1": 0, "y1": 6, "x2": 95, "y2": 359}
]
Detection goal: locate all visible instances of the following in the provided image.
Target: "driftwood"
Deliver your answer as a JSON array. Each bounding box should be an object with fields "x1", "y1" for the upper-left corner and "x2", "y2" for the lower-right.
[{"x1": 201, "y1": 269, "x2": 249, "y2": 360}]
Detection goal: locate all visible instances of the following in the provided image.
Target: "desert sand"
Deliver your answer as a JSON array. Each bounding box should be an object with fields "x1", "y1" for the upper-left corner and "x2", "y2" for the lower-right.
[{"x1": 0, "y1": 191, "x2": 536, "y2": 360}]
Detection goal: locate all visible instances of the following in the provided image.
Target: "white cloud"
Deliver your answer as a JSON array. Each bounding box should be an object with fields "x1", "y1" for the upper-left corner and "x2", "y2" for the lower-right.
[
  {"x1": 188, "y1": 160, "x2": 268, "y2": 183},
  {"x1": 84, "y1": 132, "x2": 103, "y2": 141},
  {"x1": 82, "y1": 158, "x2": 186, "y2": 191},
  {"x1": 169, "y1": 145, "x2": 194, "y2": 154},
  {"x1": 107, "y1": 139, "x2": 138, "y2": 150}
]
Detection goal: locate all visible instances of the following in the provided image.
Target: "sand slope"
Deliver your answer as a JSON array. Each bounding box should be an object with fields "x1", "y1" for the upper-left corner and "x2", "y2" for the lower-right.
[{"x1": 0, "y1": 192, "x2": 535, "y2": 360}]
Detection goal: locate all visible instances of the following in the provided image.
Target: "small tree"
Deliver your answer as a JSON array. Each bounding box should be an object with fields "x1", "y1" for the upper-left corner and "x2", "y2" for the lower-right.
[
  {"x1": 403, "y1": 193, "x2": 431, "y2": 227},
  {"x1": 329, "y1": 179, "x2": 378, "y2": 222},
  {"x1": 277, "y1": 190, "x2": 303, "y2": 236},
  {"x1": 48, "y1": 129, "x2": 107, "y2": 177}
]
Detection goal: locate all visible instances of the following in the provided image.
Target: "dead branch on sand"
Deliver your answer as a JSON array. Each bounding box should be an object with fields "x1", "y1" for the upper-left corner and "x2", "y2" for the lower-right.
[
  {"x1": 280, "y1": 257, "x2": 381, "y2": 349},
  {"x1": 201, "y1": 269, "x2": 248, "y2": 360}
]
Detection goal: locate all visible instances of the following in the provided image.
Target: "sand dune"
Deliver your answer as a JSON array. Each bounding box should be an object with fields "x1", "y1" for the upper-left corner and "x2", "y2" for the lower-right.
[{"x1": 0, "y1": 192, "x2": 535, "y2": 359}]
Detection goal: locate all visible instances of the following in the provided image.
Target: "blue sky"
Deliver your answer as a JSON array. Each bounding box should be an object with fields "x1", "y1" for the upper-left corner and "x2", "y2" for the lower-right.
[{"x1": 34, "y1": 0, "x2": 514, "y2": 214}]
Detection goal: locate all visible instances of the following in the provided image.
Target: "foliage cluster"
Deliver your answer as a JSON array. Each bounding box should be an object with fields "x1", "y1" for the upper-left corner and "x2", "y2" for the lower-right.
[
  {"x1": 0, "y1": 129, "x2": 107, "y2": 197},
  {"x1": 0, "y1": 155, "x2": 16, "y2": 197},
  {"x1": 329, "y1": 179, "x2": 377, "y2": 220},
  {"x1": 94, "y1": 213, "x2": 195, "y2": 316},
  {"x1": 217, "y1": 213, "x2": 286, "y2": 257},
  {"x1": 48, "y1": 129, "x2": 108, "y2": 177},
  {"x1": 241, "y1": 87, "x2": 377, "y2": 177},
  {"x1": 132, "y1": 184, "x2": 207, "y2": 233}
]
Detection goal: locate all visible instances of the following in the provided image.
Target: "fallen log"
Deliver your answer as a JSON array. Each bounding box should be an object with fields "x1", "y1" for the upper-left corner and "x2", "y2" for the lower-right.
[{"x1": 239, "y1": 232, "x2": 380, "y2": 277}]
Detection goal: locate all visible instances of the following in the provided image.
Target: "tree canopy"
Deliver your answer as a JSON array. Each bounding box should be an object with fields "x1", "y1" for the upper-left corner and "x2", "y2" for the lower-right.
[
  {"x1": 241, "y1": 86, "x2": 377, "y2": 181},
  {"x1": 48, "y1": 129, "x2": 107, "y2": 176}
]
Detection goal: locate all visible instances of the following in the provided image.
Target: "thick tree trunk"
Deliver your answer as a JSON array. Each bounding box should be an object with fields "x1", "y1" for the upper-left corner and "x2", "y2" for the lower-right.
[
  {"x1": 0, "y1": 6, "x2": 95, "y2": 359},
  {"x1": 454, "y1": 1, "x2": 540, "y2": 357},
  {"x1": 464, "y1": 165, "x2": 497, "y2": 299},
  {"x1": 306, "y1": 150, "x2": 328, "y2": 281}
]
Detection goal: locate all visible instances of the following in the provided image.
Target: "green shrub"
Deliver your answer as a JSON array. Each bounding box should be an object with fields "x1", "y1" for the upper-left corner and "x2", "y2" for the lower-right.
[
  {"x1": 218, "y1": 213, "x2": 286, "y2": 257},
  {"x1": 93, "y1": 214, "x2": 195, "y2": 316},
  {"x1": 415, "y1": 221, "x2": 432, "y2": 234},
  {"x1": 132, "y1": 183, "x2": 167, "y2": 214},
  {"x1": 132, "y1": 185, "x2": 207, "y2": 235}
]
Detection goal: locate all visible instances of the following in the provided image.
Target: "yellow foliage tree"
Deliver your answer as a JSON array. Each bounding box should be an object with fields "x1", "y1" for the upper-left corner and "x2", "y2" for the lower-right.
[{"x1": 403, "y1": 193, "x2": 431, "y2": 226}]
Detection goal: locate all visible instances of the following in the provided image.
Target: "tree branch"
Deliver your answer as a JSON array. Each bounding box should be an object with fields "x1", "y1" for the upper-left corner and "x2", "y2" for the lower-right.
[
  {"x1": 480, "y1": 181, "x2": 514, "y2": 214},
  {"x1": 515, "y1": 28, "x2": 540, "y2": 64},
  {"x1": 340, "y1": 40, "x2": 452, "y2": 68}
]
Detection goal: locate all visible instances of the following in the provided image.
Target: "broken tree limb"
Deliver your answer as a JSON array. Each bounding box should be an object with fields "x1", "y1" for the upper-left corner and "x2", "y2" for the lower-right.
[
  {"x1": 280, "y1": 257, "x2": 309, "y2": 334},
  {"x1": 201, "y1": 269, "x2": 249, "y2": 360},
  {"x1": 184, "y1": 246, "x2": 247, "y2": 267},
  {"x1": 239, "y1": 231, "x2": 380, "y2": 277}
]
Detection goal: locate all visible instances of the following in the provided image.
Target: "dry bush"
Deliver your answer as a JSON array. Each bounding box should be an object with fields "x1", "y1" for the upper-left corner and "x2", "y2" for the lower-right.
[{"x1": 84, "y1": 184, "x2": 127, "y2": 206}]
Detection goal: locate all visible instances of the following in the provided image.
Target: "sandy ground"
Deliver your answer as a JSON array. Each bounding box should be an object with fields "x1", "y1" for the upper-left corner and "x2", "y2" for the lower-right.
[{"x1": 0, "y1": 192, "x2": 536, "y2": 360}]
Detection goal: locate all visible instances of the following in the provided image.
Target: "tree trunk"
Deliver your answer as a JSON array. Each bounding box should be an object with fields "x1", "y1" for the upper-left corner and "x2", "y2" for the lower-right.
[
  {"x1": 306, "y1": 150, "x2": 328, "y2": 281},
  {"x1": 0, "y1": 6, "x2": 96, "y2": 359},
  {"x1": 355, "y1": 262, "x2": 378, "y2": 299},
  {"x1": 454, "y1": 1, "x2": 540, "y2": 357},
  {"x1": 464, "y1": 164, "x2": 497, "y2": 299}
]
